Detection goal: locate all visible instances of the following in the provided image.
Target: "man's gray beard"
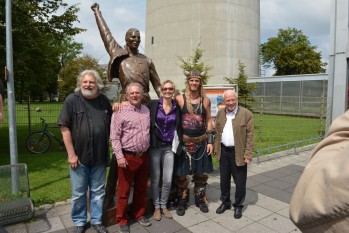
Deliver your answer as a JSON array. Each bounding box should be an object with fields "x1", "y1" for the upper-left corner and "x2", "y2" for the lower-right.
[{"x1": 81, "y1": 89, "x2": 98, "y2": 99}]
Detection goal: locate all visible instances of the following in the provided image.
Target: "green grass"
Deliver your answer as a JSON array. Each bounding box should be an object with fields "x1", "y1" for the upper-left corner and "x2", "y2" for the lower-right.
[
  {"x1": 253, "y1": 113, "x2": 324, "y2": 151},
  {"x1": 0, "y1": 151, "x2": 71, "y2": 206}
]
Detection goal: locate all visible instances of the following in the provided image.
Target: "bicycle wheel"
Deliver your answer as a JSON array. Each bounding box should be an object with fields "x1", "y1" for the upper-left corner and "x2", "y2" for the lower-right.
[{"x1": 26, "y1": 132, "x2": 51, "y2": 154}]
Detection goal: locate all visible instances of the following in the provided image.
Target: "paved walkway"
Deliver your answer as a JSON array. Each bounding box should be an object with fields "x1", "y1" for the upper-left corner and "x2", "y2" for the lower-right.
[{"x1": 4, "y1": 145, "x2": 314, "y2": 233}]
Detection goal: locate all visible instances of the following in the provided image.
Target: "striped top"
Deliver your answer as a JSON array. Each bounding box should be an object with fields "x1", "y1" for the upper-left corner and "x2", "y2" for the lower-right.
[{"x1": 110, "y1": 101, "x2": 150, "y2": 160}]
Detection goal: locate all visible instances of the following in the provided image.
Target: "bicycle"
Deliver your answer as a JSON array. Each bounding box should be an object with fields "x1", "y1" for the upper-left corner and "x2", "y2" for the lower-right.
[{"x1": 26, "y1": 117, "x2": 65, "y2": 154}]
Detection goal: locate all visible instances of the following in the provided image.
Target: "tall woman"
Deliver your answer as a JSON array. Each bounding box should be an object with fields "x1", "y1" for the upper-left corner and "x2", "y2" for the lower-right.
[{"x1": 148, "y1": 80, "x2": 181, "y2": 221}]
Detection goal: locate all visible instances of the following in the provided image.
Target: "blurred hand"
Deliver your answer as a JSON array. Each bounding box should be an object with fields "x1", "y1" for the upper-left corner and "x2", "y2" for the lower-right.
[
  {"x1": 117, "y1": 157, "x2": 128, "y2": 168},
  {"x1": 206, "y1": 144, "x2": 213, "y2": 155},
  {"x1": 244, "y1": 157, "x2": 252, "y2": 164},
  {"x1": 68, "y1": 154, "x2": 80, "y2": 170}
]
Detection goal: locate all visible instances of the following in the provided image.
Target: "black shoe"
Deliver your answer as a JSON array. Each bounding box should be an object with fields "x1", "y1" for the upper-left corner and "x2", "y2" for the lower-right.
[
  {"x1": 234, "y1": 208, "x2": 242, "y2": 219},
  {"x1": 216, "y1": 203, "x2": 231, "y2": 214},
  {"x1": 176, "y1": 205, "x2": 186, "y2": 216},
  {"x1": 118, "y1": 224, "x2": 129, "y2": 233},
  {"x1": 73, "y1": 226, "x2": 85, "y2": 233},
  {"x1": 199, "y1": 203, "x2": 209, "y2": 213},
  {"x1": 138, "y1": 217, "x2": 151, "y2": 227},
  {"x1": 91, "y1": 224, "x2": 108, "y2": 233}
]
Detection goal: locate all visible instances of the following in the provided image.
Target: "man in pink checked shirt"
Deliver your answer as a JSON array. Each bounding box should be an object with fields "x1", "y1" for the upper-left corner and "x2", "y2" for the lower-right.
[{"x1": 110, "y1": 82, "x2": 151, "y2": 233}]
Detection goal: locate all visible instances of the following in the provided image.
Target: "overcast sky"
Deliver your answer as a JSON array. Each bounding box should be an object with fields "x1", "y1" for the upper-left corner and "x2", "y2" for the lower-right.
[{"x1": 69, "y1": 0, "x2": 331, "y2": 76}]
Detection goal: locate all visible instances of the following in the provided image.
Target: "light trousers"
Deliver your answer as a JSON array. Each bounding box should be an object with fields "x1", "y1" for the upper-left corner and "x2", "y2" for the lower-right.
[{"x1": 149, "y1": 145, "x2": 174, "y2": 209}]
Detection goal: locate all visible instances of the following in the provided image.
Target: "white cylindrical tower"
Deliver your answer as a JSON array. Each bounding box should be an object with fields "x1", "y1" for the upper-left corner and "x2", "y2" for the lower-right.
[{"x1": 145, "y1": 0, "x2": 260, "y2": 90}]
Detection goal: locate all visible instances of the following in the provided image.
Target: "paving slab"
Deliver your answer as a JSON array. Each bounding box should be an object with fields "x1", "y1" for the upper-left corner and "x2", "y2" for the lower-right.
[
  {"x1": 27, "y1": 216, "x2": 65, "y2": 233},
  {"x1": 235, "y1": 222, "x2": 278, "y2": 233},
  {"x1": 172, "y1": 208, "x2": 208, "y2": 228},
  {"x1": 187, "y1": 219, "x2": 231, "y2": 233},
  {"x1": 258, "y1": 213, "x2": 298, "y2": 233},
  {"x1": 4, "y1": 223, "x2": 27, "y2": 233},
  {"x1": 242, "y1": 204, "x2": 273, "y2": 221},
  {"x1": 255, "y1": 196, "x2": 289, "y2": 212},
  {"x1": 215, "y1": 213, "x2": 254, "y2": 232}
]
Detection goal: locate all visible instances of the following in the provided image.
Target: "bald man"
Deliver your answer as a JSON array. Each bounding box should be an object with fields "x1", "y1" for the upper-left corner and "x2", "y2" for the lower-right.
[{"x1": 213, "y1": 89, "x2": 254, "y2": 219}]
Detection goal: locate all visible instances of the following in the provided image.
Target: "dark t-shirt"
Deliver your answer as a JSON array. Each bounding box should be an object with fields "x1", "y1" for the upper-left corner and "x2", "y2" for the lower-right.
[{"x1": 84, "y1": 97, "x2": 109, "y2": 163}]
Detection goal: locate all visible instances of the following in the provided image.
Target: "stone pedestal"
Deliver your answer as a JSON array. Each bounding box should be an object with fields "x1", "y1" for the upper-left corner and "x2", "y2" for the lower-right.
[{"x1": 102, "y1": 206, "x2": 117, "y2": 227}]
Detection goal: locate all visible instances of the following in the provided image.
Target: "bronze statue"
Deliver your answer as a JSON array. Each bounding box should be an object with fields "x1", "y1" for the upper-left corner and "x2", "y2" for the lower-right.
[
  {"x1": 91, "y1": 3, "x2": 161, "y2": 105},
  {"x1": 91, "y1": 3, "x2": 161, "y2": 226}
]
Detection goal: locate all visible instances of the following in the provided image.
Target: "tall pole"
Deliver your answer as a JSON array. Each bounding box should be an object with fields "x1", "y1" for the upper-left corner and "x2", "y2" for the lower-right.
[
  {"x1": 6, "y1": 0, "x2": 19, "y2": 192},
  {"x1": 327, "y1": 0, "x2": 349, "y2": 131}
]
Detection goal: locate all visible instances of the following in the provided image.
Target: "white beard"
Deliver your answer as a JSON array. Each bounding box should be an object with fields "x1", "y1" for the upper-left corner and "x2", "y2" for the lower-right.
[{"x1": 81, "y1": 88, "x2": 98, "y2": 99}]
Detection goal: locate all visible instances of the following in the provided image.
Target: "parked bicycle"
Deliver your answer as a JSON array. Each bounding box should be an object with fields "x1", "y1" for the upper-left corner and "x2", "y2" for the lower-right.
[{"x1": 26, "y1": 117, "x2": 64, "y2": 154}]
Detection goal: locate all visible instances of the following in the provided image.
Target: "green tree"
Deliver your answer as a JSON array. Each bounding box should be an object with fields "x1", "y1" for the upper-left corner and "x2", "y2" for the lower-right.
[
  {"x1": 0, "y1": 0, "x2": 85, "y2": 102},
  {"x1": 260, "y1": 27, "x2": 327, "y2": 76},
  {"x1": 46, "y1": 37, "x2": 83, "y2": 101},
  {"x1": 178, "y1": 42, "x2": 213, "y2": 84},
  {"x1": 58, "y1": 55, "x2": 107, "y2": 99},
  {"x1": 224, "y1": 61, "x2": 256, "y2": 110}
]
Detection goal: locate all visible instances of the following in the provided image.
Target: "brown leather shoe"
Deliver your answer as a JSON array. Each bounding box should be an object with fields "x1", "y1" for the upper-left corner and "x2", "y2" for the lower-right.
[
  {"x1": 153, "y1": 208, "x2": 161, "y2": 221},
  {"x1": 162, "y1": 208, "x2": 173, "y2": 219}
]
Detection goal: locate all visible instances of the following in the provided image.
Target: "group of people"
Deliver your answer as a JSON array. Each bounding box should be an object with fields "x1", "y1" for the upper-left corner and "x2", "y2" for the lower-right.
[{"x1": 57, "y1": 3, "x2": 254, "y2": 233}]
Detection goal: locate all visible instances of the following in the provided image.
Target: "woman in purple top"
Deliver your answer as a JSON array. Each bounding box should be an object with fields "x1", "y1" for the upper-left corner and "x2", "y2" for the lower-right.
[{"x1": 148, "y1": 80, "x2": 182, "y2": 221}]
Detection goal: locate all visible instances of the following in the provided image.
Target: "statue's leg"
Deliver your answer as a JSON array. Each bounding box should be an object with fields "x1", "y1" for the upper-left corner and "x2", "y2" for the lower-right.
[{"x1": 103, "y1": 155, "x2": 118, "y2": 210}]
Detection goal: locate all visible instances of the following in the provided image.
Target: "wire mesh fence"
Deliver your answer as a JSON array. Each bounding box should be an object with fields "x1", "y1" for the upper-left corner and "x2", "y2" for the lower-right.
[
  {"x1": 0, "y1": 95, "x2": 326, "y2": 158},
  {"x1": 0, "y1": 100, "x2": 64, "y2": 157}
]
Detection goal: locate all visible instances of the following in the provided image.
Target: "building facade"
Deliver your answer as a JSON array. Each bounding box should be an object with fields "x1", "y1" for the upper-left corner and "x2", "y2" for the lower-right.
[{"x1": 145, "y1": 0, "x2": 260, "y2": 91}]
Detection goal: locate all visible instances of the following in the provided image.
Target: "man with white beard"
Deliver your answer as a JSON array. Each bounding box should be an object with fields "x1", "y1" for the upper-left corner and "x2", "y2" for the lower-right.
[{"x1": 58, "y1": 70, "x2": 112, "y2": 233}]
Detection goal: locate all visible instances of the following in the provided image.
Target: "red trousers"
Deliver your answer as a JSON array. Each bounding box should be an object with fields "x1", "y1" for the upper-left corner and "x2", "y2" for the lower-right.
[{"x1": 116, "y1": 152, "x2": 149, "y2": 226}]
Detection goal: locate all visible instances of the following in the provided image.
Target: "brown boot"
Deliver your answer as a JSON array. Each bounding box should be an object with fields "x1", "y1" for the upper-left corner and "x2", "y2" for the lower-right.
[
  {"x1": 162, "y1": 208, "x2": 173, "y2": 219},
  {"x1": 153, "y1": 208, "x2": 161, "y2": 221}
]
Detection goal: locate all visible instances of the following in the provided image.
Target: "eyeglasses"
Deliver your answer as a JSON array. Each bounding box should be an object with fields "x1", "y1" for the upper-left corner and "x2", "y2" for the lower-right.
[{"x1": 161, "y1": 87, "x2": 174, "y2": 91}]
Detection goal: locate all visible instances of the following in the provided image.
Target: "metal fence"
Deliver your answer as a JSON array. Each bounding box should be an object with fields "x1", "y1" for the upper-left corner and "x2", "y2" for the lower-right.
[
  {"x1": 0, "y1": 99, "x2": 64, "y2": 157},
  {"x1": 0, "y1": 94, "x2": 327, "y2": 159}
]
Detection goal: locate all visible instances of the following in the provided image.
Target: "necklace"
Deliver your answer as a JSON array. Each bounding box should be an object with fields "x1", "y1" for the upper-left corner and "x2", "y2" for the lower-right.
[
  {"x1": 190, "y1": 94, "x2": 199, "y2": 100},
  {"x1": 192, "y1": 97, "x2": 201, "y2": 114}
]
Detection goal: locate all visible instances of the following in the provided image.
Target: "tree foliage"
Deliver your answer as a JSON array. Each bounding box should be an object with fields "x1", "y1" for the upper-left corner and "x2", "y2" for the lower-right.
[
  {"x1": 260, "y1": 27, "x2": 327, "y2": 76},
  {"x1": 58, "y1": 55, "x2": 108, "y2": 99},
  {"x1": 0, "y1": 0, "x2": 85, "y2": 102},
  {"x1": 178, "y1": 42, "x2": 213, "y2": 85},
  {"x1": 224, "y1": 61, "x2": 256, "y2": 110}
]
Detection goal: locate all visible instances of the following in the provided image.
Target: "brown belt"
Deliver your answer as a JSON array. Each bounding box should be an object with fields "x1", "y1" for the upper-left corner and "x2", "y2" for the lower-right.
[
  {"x1": 122, "y1": 149, "x2": 144, "y2": 157},
  {"x1": 182, "y1": 134, "x2": 207, "y2": 144}
]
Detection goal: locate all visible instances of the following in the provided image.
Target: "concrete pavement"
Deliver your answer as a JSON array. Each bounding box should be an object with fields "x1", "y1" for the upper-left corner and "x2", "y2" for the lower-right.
[{"x1": 4, "y1": 145, "x2": 314, "y2": 233}]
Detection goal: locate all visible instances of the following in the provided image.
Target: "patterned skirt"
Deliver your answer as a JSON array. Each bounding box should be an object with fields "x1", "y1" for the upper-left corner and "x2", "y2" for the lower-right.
[{"x1": 175, "y1": 142, "x2": 213, "y2": 176}]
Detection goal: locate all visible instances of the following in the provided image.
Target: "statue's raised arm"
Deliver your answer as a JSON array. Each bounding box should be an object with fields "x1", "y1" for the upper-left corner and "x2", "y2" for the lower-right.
[{"x1": 91, "y1": 3, "x2": 123, "y2": 57}]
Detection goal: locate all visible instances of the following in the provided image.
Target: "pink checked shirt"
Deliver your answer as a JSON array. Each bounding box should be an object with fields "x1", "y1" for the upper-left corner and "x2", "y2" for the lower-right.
[{"x1": 110, "y1": 101, "x2": 150, "y2": 160}]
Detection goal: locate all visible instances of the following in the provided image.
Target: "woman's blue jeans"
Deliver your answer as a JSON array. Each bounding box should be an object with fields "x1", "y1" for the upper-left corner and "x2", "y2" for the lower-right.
[
  {"x1": 149, "y1": 145, "x2": 174, "y2": 209},
  {"x1": 69, "y1": 164, "x2": 106, "y2": 226}
]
